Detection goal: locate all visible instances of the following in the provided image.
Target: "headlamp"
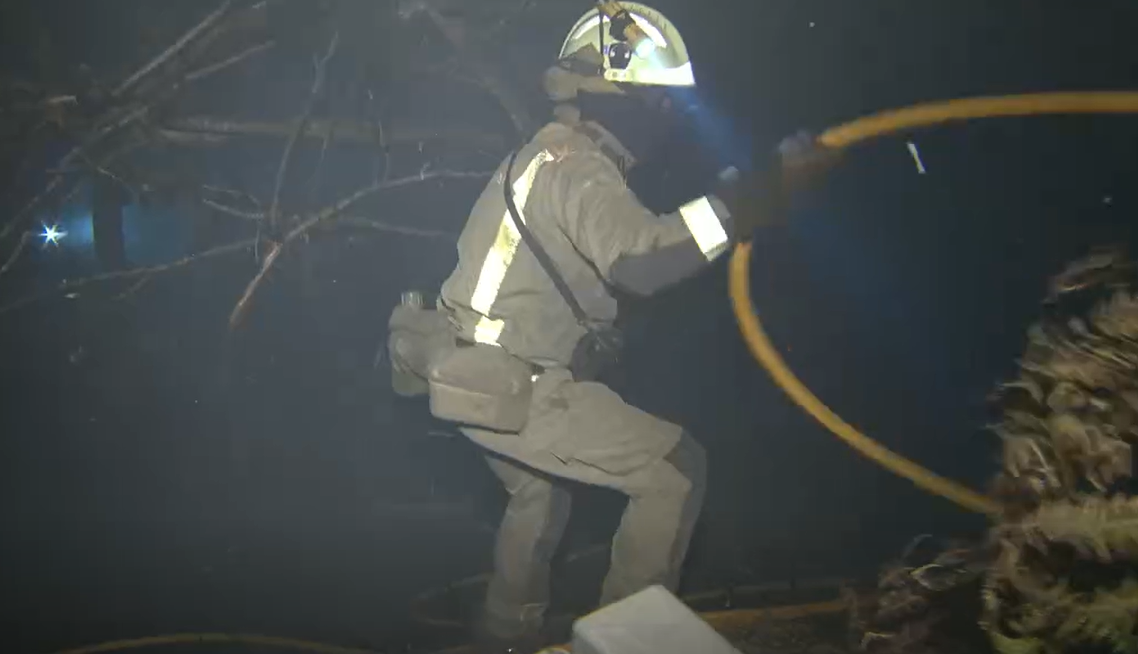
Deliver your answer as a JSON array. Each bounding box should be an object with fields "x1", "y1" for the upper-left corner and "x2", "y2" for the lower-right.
[{"x1": 606, "y1": 42, "x2": 633, "y2": 70}]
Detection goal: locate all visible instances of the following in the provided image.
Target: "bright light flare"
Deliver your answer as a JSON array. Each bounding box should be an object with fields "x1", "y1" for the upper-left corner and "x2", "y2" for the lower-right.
[
  {"x1": 634, "y1": 37, "x2": 657, "y2": 58},
  {"x1": 40, "y1": 223, "x2": 67, "y2": 245}
]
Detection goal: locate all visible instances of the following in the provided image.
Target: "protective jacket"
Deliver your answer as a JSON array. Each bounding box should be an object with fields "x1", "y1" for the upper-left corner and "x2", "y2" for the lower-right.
[{"x1": 438, "y1": 117, "x2": 735, "y2": 368}]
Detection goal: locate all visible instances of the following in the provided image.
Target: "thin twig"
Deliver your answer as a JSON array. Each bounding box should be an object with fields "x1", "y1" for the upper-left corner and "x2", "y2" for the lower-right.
[
  {"x1": 0, "y1": 238, "x2": 257, "y2": 317},
  {"x1": 267, "y1": 31, "x2": 340, "y2": 235},
  {"x1": 0, "y1": 231, "x2": 33, "y2": 279},
  {"x1": 334, "y1": 216, "x2": 456, "y2": 240},
  {"x1": 307, "y1": 117, "x2": 335, "y2": 205},
  {"x1": 43, "y1": 95, "x2": 79, "y2": 107},
  {"x1": 184, "y1": 40, "x2": 276, "y2": 83},
  {"x1": 202, "y1": 198, "x2": 263, "y2": 221},
  {"x1": 154, "y1": 129, "x2": 229, "y2": 146},
  {"x1": 4, "y1": 96, "x2": 79, "y2": 114},
  {"x1": 229, "y1": 169, "x2": 490, "y2": 329},
  {"x1": 367, "y1": 88, "x2": 391, "y2": 183},
  {"x1": 113, "y1": 274, "x2": 154, "y2": 301},
  {"x1": 54, "y1": 128, "x2": 150, "y2": 207},
  {"x1": 112, "y1": 0, "x2": 234, "y2": 98},
  {"x1": 159, "y1": 116, "x2": 504, "y2": 151},
  {"x1": 202, "y1": 185, "x2": 264, "y2": 210},
  {"x1": 89, "y1": 104, "x2": 151, "y2": 145},
  {"x1": 77, "y1": 151, "x2": 139, "y2": 200},
  {"x1": 195, "y1": 205, "x2": 456, "y2": 237}
]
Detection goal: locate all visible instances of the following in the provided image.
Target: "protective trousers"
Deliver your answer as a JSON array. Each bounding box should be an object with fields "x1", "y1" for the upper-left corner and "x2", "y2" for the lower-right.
[{"x1": 460, "y1": 368, "x2": 707, "y2": 640}]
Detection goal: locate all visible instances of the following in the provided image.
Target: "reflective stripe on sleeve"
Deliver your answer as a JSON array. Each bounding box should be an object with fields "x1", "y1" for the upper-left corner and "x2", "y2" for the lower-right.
[
  {"x1": 678, "y1": 195, "x2": 729, "y2": 260},
  {"x1": 470, "y1": 150, "x2": 556, "y2": 345}
]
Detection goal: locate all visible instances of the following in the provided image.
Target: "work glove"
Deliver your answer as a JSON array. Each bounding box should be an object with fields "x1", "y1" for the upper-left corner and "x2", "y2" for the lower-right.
[{"x1": 715, "y1": 131, "x2": 842, "y2": 241}]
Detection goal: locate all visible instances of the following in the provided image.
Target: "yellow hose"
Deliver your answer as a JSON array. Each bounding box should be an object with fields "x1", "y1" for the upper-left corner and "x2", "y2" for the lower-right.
[{"x1": 729, "y1": 90, "x2": 1138, "y2": 518}]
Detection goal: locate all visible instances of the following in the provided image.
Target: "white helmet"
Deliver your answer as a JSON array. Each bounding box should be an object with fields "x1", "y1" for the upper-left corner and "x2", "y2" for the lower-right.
[{"x1": 546, "y1": 2, "x2": 695, "y2": 101}]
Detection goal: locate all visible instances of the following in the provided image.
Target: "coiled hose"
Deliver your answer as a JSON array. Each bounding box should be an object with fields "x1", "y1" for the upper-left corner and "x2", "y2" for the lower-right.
[{"x1": 728, "y1": 91, "x2": 1138, "y2": 518}]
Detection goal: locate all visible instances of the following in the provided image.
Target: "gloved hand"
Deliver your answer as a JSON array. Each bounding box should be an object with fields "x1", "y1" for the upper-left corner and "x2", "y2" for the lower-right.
[{"x1": 715, "y1": 131, "x2": 841, "y2": 240}]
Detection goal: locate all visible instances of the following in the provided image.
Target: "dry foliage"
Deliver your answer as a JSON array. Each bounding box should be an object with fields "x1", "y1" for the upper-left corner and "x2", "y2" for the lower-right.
[{"x1": 852, "y1": 248, "x2": 1138, "y2": 654}]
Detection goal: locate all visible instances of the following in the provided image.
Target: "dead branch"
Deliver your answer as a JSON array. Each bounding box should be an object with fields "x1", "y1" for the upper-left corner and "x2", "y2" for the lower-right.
[
  {"x1": 367, "y1": 89, "x2": 390, "y2": 184},
  {"x1": 112, "y1": 0, "x2": 235, "y2": 98},
  {"x1": 268, "y1": 31, "x2": 340, "y2": 234},
  {"x1": 200, "y1": 197, "x2": 459, "y2": 240},
  {"x1": 228, "y1": 168, "x2": 491, "y2": 329},
  {"x1": 113, "y1": 274, "x2": 154, "y2": 301},
  {"x1": 154, "y1": 130, "x2": 230, "y2": 147},
  {"x1": 202, "y1": 198, "x2": 263, "y2": 221},
  {"x1": 203, "y1": 184, "x2": 262, "y2": 204},
  {"x1": 307, "y1": 117, "x2": 335, "y2": 203},
  {"x1": 184, "y1": 40, "x2": 276, "y2": 83},
  {"x1": 158, "y1": 116, "x2": 504, "y2": 151},
  {"x1": 51, "y1": 134, "x2": 150, "y2": 210},
  {"x1": 334, "y1": 216, "x2": 456, "y2": 240},
  {"x1": 76, "y1": 151, "x2": 139, "y2": 200},
  {"x1": 1, "y1": 95, "x2": 78, "y2": 115},
  {"x1": 0, "y1": 238, "x2": 257, "y2": 317}
]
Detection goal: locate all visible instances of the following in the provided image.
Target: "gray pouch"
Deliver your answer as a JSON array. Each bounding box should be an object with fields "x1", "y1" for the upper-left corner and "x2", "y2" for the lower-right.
[
  {"x1": 387, "y1": 305, "x2": 454, "y2": 397},
  {"x1": 427, "y1": 344, "x2": 534, "y2": 433}
]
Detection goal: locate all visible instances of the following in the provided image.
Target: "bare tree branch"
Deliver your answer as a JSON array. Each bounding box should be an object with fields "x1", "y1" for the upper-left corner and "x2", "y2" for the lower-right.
[
  {"x1": 76, "y1": 151, "x2": 139, "y2": 200},
  {"x1": 112, "y1": 0, "x2": 235, "y2": 98},
  {"x1": 0, "y1": 238, "x2": 257, "y2": 317},
  {"x1": 158, "y1": 117, "x2": 504, "y2": 151},
  {"x1": 154, "y1": 130, "x2": 230, "y2": 147},
  {"x1": 335, "y1": 216, "x2": 456, "y2": 240},
  {"x1": 228, "y1": 169, "x2": 491, "y2": 329},
  {"x1": 307, "y1": 117, "x2": 335, "y2": 204},
  {"x1": 267, "y1": 32, "x2": 340, "y2": 235},
  {"x1": 202, "y1": 185, "x2": 263, "y2": 210},
  {"x1": 113, "y1": 274, "x2": 153, "y2": 301},
  {"x1": 184, "y1": 40, "x2": 276, "y2": 83},
  {"x1": 200, "y1": 197, "x2": 460, "y2": 241},
  {"x1": 202, "y1": 198, "x2": 263, "y2": 221},
  {"x1": 366, "y1": 88, "x2": 391, "y2": 184}
]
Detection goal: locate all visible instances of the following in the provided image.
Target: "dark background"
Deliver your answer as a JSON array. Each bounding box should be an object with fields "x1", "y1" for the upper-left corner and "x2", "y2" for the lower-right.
[{"x1": 1, "y1": 0, "x2": 1136, "y2": 652}]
